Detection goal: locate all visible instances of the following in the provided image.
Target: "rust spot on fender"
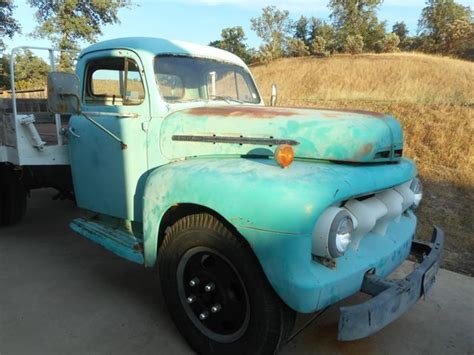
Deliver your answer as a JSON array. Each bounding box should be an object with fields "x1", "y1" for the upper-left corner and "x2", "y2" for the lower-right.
[{"x1": 186, "y1": 106, "x2": 299, "y2": 118}]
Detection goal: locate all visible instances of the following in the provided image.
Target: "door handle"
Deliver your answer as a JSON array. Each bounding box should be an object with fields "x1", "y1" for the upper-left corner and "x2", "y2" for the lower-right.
[{"x1": 68, "y1": 126, "x2": 80, "y2": 138}]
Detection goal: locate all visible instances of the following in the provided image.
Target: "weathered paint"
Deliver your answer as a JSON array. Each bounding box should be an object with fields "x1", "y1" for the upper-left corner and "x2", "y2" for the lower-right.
[
  {"x1": 70, "y1": 218, "x2": 145, "y2": 264},
  {"x1": 142, "y1": 157, "x2": 416, "y2": 312},
  {"x1": 69, "y1": 48, "x2": 152, "y2": 222},
  {"x1": 159, "y1": 106, "x2": 402, "y2": 163},
  {"x1": 65, "y1": 37, "x2": 421, "y2": 315},
  {"x1": 186, "y1": 106, "x2": 298, "y2": 118}
]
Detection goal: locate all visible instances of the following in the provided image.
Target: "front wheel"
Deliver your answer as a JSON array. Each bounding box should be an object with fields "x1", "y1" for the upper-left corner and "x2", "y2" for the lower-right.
[{"x1": 158, "y1": 213, "x2": 295, "y2": 355}]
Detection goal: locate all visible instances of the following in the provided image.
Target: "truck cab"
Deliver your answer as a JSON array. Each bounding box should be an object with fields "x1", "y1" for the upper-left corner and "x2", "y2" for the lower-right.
[{"x1": 1, "y1": 38, "x2": 443, "y2": 354}]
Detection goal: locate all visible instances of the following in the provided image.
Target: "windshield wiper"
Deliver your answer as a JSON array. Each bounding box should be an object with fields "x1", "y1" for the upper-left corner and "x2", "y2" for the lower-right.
[{"x1": 209, "y1": 95, "x2": 244, "y2": 104}]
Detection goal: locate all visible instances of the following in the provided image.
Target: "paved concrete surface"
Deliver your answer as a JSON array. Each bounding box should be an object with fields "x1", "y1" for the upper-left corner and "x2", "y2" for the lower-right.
[{"x1": 1, "y1": 189, "x2": 473, "y2": 355}]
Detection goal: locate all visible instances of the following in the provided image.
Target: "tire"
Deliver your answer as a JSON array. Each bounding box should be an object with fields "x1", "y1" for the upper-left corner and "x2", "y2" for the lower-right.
[
  {"x1": 158, "y1": 213, "x2": 296, "y2": 355},
  {"x1": 0, "y1": 165, "x2": 27, "y2": 226}
]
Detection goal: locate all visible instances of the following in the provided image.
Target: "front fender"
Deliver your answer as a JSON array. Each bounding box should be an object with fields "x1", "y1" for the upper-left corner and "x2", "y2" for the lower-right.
[{"x1": 142, "y1": 157, "x2": 416, "y2": 269}]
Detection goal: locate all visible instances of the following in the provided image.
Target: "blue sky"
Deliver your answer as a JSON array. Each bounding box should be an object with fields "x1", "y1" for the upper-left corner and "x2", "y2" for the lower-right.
[{"x1": 3, "y1": 0, "x2": 473, "y2": 51}]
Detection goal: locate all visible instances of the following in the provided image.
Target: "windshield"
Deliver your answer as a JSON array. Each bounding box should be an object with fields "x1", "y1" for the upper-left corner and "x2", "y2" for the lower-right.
[{"x1": 154, "y1": 56, "x2": 261, "y2": 104}]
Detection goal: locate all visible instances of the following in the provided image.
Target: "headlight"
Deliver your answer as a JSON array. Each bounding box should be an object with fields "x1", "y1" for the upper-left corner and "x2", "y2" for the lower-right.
[
  {"x1": 410, "y1": 178, "x2": 423, "y2": 209},
  {"x1": 312, "y1": 207, "x2": 355, "y2": 259},
  {"x1": 329, "y1": 211, "x2": 354, "y2": 257}
]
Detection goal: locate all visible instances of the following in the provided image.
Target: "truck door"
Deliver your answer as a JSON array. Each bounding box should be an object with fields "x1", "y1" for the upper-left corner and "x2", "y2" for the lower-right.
[{"x1": 69, "y1": 50, "x2": 150, "y2": 222}]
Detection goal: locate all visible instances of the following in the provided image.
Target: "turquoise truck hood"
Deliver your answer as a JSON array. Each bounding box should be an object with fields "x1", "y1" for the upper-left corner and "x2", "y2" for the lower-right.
[{"x1": 160, "y1": 106, "x2": 403, "y2": 163}]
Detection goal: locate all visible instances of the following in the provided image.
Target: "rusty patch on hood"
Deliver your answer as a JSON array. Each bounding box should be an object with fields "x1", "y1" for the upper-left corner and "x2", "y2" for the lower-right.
[
  {"x1": 272, "y1": 106, "x2": 386, "y2": 119},
  {"x1": 186, "y1": 106, "x2": 299, "y2": 118},
  {"x1": 353, "y1": 143, "x2": 374, "y2": 160},
  {"x1": 314, "y1": 108, "x2": 386, "y2": 119}
]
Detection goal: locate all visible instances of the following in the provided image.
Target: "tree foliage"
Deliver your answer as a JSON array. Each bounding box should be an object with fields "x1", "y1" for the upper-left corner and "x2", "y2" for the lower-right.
[
  {"x1": 28, "y1": 0, "x2": 132, "y2": 71},
  {"x1": 286, "y1": 38, "x2": 309, "y2": 57},
  {"x1": 381, "y1": 33, "x2": 400, "y2": 52},
  {"x1": 0, "y1": 0, "x2": 21, "y2": 48},
  {"x1": 328, "y1": 0, "x2": 385, "y2": 51},
  {"x1": 0, "y1": 50, "x2": 50, "y2": 90},
  {"x1": 392, "y1": 21, "x2": 408, "y2": 44},
  {"x1": 344, "y1": 34, "x2": 364, "y2": 54},
  {"x1": 444, "y1": 18, "x2": 474, "y2": 57},
  {"x1": 309, "y1": 18, "x2": 337, "y2": 53},
  {"x1": 251, "y1": 6, "x2": 292, "y2": 60},
  {"x1": 209, "y1": 26, "x2": 250, "y2": 63},
  {"x1": 418, "y1": 0, "x2": 472, "y2": 52},
  {"x1": 311, "y1": 36, "x2": 329, "y2": 56},
  {"x1": 294, "y1": 15, "x2": 310, "y2": 45}
]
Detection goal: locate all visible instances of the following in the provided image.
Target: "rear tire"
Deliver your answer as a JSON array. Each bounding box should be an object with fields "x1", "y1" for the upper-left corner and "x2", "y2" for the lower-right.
[
  {"x1": 158, "y1": 213, "x2": 295, "y2": 354},
  {"x1": 0, "y1": 165, "x2": 27, "y2": 226}
]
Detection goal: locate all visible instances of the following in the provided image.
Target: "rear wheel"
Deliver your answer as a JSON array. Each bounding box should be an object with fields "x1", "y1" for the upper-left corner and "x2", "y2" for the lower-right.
[
  {"x1": 0, "y1": 165, "x2": 27, "y2": 226},
  {"x1": 159, "y1": 213, "x2": 295, "y2": 355}
]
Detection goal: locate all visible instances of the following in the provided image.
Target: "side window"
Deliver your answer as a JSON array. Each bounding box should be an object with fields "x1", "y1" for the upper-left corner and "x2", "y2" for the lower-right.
[{"x1": 85, "y1": 57, "x2": 145, "y2": 106}]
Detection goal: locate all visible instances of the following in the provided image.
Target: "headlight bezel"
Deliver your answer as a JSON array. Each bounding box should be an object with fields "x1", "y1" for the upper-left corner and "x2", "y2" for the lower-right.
[{"x1": 312, "y1": 207, "x2": 355, "y2": 259}]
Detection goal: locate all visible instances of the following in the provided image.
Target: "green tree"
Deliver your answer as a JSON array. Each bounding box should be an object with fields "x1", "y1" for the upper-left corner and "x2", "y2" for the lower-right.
[
  {"x1": 251, "y1": 6, "x2": 292, "y2": 60},
  {"x1": 392, "y1": 21, "x2": 409, "y2": 46},
  {"x1": 418, "y1": 0, "x2": 472, "y2": 53},
  {"x1": 209, "y1": 26, "x2": 250, "y2": 62},
  {"x1": 0, "y1": 55, "x2": 10, "y2": 90},
  {"x1": 0, "y1": 0, "x2": 21, "y2": 48},
  {"x1": 28, "y1": 0, "x2": 132, "y2": 71},
  {"x1": 309, "y1": 18, "x2": 337, "y2": 53},
  {"x1": 444, "y1": 18, "x2": 474, "y2": 57},
  {"x1": 344, "y1": 34, "x2": 364, "y2": 54},
  {"x1": 380, "y1": 33, "x2": 400, "y2": 52},
  {"x1": 311, "y1": 36, "x2": 329, "y2": 56},
  {"x1": 286, "y1": 38, "x2": 310, "y2": 57},
  {"x1": 294, "y1": 15, "x2": 310, "y2": 45},
  {"x1": 328, "y1": 0, "x2": 385, "y2": 51},
  {"x1": 1, "y1": 50, "x2": 50, "y2": 90}
]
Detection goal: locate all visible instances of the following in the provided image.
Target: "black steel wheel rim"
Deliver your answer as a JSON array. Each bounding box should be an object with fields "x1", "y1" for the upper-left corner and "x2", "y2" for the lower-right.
[{"x1": 177, "y1": 246, "x2": 250, "y2": 343}]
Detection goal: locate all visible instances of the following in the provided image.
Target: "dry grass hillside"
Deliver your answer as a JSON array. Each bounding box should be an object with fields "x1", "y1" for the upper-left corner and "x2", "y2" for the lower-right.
[{"x1": 252, "y1": 52, "x2": 474, "y2": 275}]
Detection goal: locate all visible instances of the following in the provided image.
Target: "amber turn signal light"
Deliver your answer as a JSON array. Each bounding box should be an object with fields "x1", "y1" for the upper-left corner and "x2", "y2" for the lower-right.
[{"x1": 274, "y1": 144, "x2": 295, "y2": 168}]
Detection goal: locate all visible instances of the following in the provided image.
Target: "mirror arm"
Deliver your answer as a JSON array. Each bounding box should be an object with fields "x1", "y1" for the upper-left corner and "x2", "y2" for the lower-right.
[
  {"x1": 81, "y1": 112, "x2": 128, "y2": 150},
  {"x1": 59, "y1": 93, "x2": 81, "y2": 113}
]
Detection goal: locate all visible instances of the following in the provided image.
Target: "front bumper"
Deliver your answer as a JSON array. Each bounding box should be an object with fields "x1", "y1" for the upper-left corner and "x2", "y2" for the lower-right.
[{"x1": 338, "y1": 226, "x2": 444, "y2": 341}]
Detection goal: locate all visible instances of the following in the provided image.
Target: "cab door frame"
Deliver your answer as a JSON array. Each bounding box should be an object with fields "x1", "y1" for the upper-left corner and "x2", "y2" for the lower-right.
[{"x1": 69, "y1": 48, "x2": 151, "y2": 222}]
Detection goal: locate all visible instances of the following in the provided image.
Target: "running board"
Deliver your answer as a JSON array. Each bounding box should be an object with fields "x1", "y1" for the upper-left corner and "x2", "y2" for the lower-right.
[{"x1": 70, "y1": 218, "x2": 144, "y2": 264}]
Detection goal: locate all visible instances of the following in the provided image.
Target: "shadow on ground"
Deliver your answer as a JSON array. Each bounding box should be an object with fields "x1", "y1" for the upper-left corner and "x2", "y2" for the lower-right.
[{"x1": 1, "y1": 189, "x2": 473, "y2": 354}]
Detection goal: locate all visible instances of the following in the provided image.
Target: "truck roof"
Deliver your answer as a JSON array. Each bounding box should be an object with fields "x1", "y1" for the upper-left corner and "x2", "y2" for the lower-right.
[{"x1": 80, "y1": 37, "x2": 247, "y2": 67}]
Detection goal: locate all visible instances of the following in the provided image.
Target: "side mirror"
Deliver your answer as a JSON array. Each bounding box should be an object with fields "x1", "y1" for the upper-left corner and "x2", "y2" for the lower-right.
[
  {"x1": 270, "y1": 84, "x2": 277, "y2": 107},
  {"x1": 47, "y1": 72, "x2": 81, "y2": 114}
]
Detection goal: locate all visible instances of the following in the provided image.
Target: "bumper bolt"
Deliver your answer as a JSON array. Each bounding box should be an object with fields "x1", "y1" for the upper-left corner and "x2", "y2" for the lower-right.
[
  {"x1": 199, "y1": 311, "x2": 209, "y2": 320},
  {"x1": 204, "y1": 282, "x2": 215, "y2": 292},
  {"x1": 189, "y1": 277, "x2": 200, "y2": 287},
  {"x1": 211, "y1": 303, "x2": 222, "y2": 313}
]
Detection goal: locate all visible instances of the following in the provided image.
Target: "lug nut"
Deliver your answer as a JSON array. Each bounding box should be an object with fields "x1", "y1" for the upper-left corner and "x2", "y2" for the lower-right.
[
  {"x1": 186, "y1": 295, "x2": 196, "y2": 304},
  {"x1": 189, "y1": 277, "x2": 200, "y2": 287},
  {"x1": 211, "y1": 303, "x2": 222, "y2": 313},
  {"x1": 199, "y1": 311, "x2": 209, "y2": 320},
  {"x1": 204, "y1": 282, "x2": 215, "y2": 292}
]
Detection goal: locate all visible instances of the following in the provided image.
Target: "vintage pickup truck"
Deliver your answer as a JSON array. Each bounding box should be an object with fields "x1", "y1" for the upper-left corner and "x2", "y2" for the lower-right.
[{"x1": 1, "y1": 38, "x2": 443, "y2": 354}]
